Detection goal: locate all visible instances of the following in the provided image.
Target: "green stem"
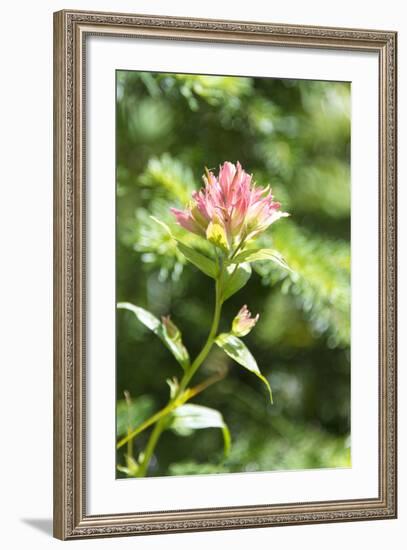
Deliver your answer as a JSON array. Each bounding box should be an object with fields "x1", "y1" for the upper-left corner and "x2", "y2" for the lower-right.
[
  {"x1": 116, "y1": 371, "x2": 224, "y2": 450},
  {"x1": 124, "y1": 391, "x2": 133, "y2": 464},
  {"x1": 126, "y1": 430, "x2": 132, "y2": 464},
  {"x1": 135, "y1": 273, "x2": 224, "y2": 477},
  {"x1": 117, "y1": 400, "x2": 179, "y2": 450},
  {"x1": 136, "y1": 418, "x2": 166, "y2": 477},
  {"x1": 178, "y1": 277, "x2": 223, "y2": 393},
  {"x1": 229, "y1": 237, "x2": 246, "y2": 261}
]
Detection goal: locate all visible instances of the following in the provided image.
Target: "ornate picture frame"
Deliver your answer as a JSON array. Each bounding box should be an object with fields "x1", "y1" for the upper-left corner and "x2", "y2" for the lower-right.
[{"x1": 53, "y1": 9, "x2": 397, "y2": 540}]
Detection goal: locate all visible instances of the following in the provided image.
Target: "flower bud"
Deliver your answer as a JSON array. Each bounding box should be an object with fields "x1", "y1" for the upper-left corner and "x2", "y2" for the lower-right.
[
  {"x1": 231, "y1": 305, "x2": 259, "y2": 337},
  {"x1": 161, "y1": 315, "x2": 181, "y2": 341}
]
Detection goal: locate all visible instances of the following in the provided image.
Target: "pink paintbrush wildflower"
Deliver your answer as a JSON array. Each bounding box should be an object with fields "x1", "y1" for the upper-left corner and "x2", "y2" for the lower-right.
[{"x1": 171, "y1": 161, "x2": 288, "y2": 252}]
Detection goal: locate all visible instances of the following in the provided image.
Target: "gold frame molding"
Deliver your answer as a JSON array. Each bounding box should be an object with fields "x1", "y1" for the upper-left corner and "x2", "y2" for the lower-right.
[{"x1": 53, "y1": 9, "x2": 397, "y2": 540}]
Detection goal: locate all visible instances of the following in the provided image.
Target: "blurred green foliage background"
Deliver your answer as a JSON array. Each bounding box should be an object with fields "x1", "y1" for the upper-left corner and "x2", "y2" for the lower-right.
[{"x1": 116, "y1": 71, "x2": 351, "y2": 477}]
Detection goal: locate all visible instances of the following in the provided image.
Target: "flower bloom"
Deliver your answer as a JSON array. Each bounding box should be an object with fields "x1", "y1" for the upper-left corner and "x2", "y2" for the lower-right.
[
  {"x1": 171, "y1": 161, "x2": 288, "y2": 251},
  {"x1": 232, "y1": 305, "x2": 259, "y2": 337}
]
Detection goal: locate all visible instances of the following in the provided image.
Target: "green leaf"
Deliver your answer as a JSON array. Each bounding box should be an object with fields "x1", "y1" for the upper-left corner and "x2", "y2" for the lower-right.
[
  {"x1": 118, "y1": 302, "x2": 160, "y2": 331},
  {"x1": 169, "y1": 404, "x2": 231, "y2": 456},
  {"x1": 215, "y1": 333, "x2": 273, "y2": 403},
  {"x1": 161, "y1": 316, "x2": 190, "y2": 368},
  {"x1": 206, "y1": 221, "x2": 229, "y2": 252},
  {"x1": 222, "y1": 262, "x2": 252, "y2": 301},
  {"x1": 150, "y1": 215, "x2": 217, "y2": 279},
  {"x1": 116, "y1": 395, "x2": 155, "y2": 437},
  {"x1": 175, "y1": 240, "x2": 217, "y2": 278},
  {"x1": 117, "y1": 455, "x2": 139, "y2": 477},
  {"x1": 231, "y1": 248, "x2": 292, "y2": 271},
  {"x1": 166, "y1": 377, "x2": 179, "y2": 399},
  {"x1": 117, "y1": 302, "x2": 190, "y2": 369}
]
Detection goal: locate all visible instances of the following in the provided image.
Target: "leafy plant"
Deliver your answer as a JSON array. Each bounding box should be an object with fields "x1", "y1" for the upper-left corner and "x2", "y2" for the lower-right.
[
  {"x1": 116, "y1": 72, "x2": 351, "y2": 477},
  {"x1": 117, "y1": 162, "x2": 290, "y2": 476}
]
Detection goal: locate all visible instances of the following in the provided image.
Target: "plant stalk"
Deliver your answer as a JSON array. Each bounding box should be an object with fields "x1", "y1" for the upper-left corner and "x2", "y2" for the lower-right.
[
  {"x1": 135, "y1": 274, "x2": 224, "y2": 477},
  {"x1": 136, "y1": 418, "x2": 166, "y2": 477},
  {"x1": 178, "y1": 277, "x2": 222, "y2": 393}
]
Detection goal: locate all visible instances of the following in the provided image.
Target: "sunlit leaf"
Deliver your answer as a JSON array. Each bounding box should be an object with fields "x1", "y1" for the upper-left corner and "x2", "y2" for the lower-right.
[
  {"x1": 215, "y1": 333, "x2": 273, "y2": 403},
  {"x1": 169, "y1": 404, "x2": 231, "y2": 456},
  {"x1": 222, "y1": 262, "x2": 252, "y2": 302},
  {"x1": 117, "y1": 302, "x2": 190, "y2": 369},
  {"x1": 231, "y1": 248, "x2": 292, "y2": 272},
  {"x1": 161, "y1": 316, "x2": 190, "y2": 368},
  {"x1": 118, "y1": 302, "x2": 161, "y2": 331},
  {"x1": 176, "y1": 240, "x2": 217, "y2": 279}
]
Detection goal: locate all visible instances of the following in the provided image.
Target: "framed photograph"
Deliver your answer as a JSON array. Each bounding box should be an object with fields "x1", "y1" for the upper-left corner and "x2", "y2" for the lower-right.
[{"x1": 53, "y1": 9, "x2": 397, "y2": 540}]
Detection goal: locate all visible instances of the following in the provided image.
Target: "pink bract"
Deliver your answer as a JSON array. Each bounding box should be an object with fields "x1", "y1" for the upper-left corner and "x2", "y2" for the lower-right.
[{"x1": 171, "y1": 161, "x2": 288, "y2": 250}]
